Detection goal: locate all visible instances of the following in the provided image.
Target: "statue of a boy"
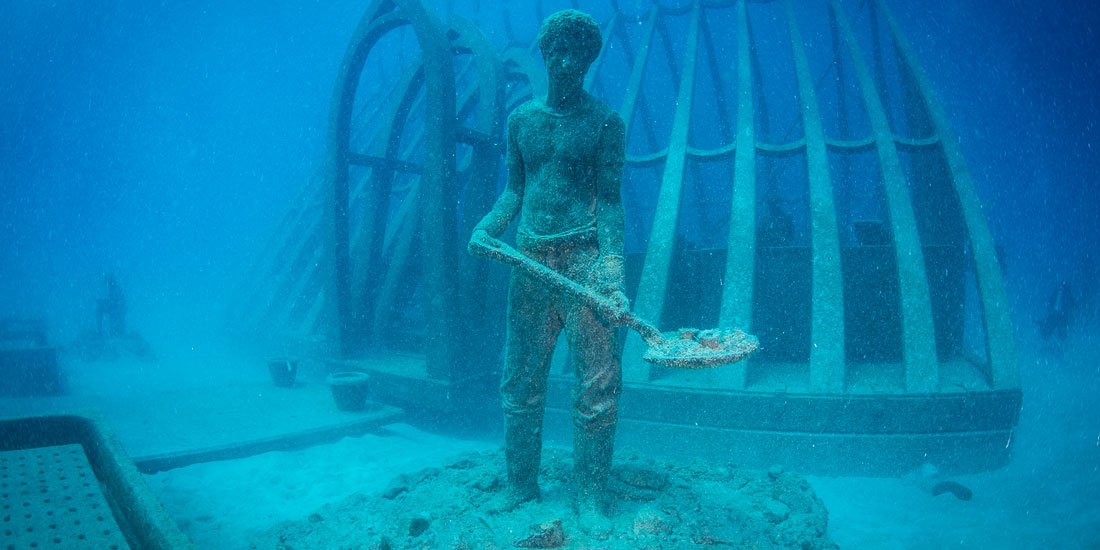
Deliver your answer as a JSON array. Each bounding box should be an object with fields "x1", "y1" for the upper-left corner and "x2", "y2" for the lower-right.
[{"x1": 469, "y1": 8, "x2": 627, "y2": 526}]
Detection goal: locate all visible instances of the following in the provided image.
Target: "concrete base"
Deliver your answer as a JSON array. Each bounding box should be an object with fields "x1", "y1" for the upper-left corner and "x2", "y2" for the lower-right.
[
  {"x1": 543, "y1": 375, "x2": 1020, "y2": 476},
  {"x1": 352, "y1": 352, "x2": 1021, "y2": 476}
]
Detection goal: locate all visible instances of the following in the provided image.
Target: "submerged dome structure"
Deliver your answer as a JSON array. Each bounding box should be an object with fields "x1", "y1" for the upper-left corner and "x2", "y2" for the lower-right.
[{"x1": 235, "y1": 0, "x2": 1020, "y2": 475}]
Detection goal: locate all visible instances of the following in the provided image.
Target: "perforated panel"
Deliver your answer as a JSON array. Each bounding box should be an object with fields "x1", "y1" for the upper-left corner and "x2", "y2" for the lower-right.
[{"x1": 1, "y1": 444, "x2": 129, "y2": 550}]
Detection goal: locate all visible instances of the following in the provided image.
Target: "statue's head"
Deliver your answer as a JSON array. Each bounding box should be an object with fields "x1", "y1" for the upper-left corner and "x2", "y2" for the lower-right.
[{"x1": 537, "y1": 10, "x2": 602, "y2": 78}]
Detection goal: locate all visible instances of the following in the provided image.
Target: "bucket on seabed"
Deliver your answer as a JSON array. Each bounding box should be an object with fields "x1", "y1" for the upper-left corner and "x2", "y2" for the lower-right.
[
  {"x1": 327, "y1": 371, "x2": 371, "y2": 411},
  {"x1": 267, "y1": 357, "x2": 298, "y2": 388}
]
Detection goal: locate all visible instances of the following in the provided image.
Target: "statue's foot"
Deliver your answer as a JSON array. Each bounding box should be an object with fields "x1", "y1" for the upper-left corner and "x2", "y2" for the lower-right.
[
  {"x1": 486, "y1": 485, "x2": 539, "y2": 514},
  {"x1": 575, "y1": 495, "x2": 613, "y2": 538}
]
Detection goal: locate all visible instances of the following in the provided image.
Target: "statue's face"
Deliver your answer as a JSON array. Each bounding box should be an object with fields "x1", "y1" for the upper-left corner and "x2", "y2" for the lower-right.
[{"x1": 542, "y1": 36, "x2": 591, "y2": 83}]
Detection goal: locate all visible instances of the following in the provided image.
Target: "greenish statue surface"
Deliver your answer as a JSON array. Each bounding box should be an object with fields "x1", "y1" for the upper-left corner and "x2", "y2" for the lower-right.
[{"x1": 469, "y1": 9, "x2": 627, "y2": 527}]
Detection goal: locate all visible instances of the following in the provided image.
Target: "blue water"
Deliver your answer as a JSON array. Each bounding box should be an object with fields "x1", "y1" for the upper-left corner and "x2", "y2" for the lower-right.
[{"x1": 1, "y1": 0, "x2": 1097, "y2": 547}]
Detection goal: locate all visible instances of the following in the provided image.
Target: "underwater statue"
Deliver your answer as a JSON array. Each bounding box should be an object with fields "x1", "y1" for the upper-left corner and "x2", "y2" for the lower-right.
[
  {"x1": 74, "y1": 272, "x2": 154, "y2": 362},
  {"x1": 1037, "y1": 280, "x2": 1076, "y2": 341},
  {"x1": 97, "y1": 273, "x2": 127, "y2": 339},
  {"x1": 468, "y1": 8, "x2": 627, "y2": 528}
]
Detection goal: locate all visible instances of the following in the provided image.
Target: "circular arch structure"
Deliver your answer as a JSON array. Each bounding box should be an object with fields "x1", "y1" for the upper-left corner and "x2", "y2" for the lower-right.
[
  {"x1": 239, "y1": 0, "x2": 1022, "y2": 475},
  {"x1": 327, "y1": 0, "x2": 458, "y2": 377}
]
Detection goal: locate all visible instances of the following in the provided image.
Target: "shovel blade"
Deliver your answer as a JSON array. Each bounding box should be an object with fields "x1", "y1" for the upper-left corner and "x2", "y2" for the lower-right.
[{"x1": 643, "y1": 328, "x2": 760, "y2": 368}]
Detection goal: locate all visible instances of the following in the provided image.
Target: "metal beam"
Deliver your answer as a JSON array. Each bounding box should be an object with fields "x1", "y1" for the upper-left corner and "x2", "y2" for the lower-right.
[
  {"x1": 624, "y1": 0, "x2": 702, "y2": 383},
  {"x1": 717, "y1": 0, "x2": 758, "y2": 389},
  {"x1": 787, "y1": 0, "x2": 845, "y2": 392},
  {"x1": 876, "y1": 0, "x2": 1018, "y2": 389},
  {"x1": 831, "y1": 0, "x2": 939, "y2": 392}
]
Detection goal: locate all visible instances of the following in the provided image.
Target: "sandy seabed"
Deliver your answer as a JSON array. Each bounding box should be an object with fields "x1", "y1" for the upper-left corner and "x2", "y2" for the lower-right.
[
  {"x1": 249, "y1": 447, "x2": 833, "y2": 549},
  {"x1": 131, "y1": 325, "x2": 1099, "y2": 549}
]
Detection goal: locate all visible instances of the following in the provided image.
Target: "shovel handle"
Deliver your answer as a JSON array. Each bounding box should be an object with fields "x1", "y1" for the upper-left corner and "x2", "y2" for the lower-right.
[{"x1": 468, "y1": 235, "x2": 664, "y2": 345}]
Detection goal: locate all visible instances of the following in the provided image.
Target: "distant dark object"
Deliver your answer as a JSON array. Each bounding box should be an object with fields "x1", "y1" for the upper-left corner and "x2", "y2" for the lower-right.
[
  {"x1": 0, "y1": 317, "x2": 49, "y2": 347},
  {"x1": 0, "y1": 318, "x2": 63, "y2": 396},
  {"x1": 931, "y1": 480, "x2": 973, "y2": 501},
  {"x1": 1037, "y1": 281, "x2": 1076, "y2": 341},
  {"x1": 97, "y1": 273, "x2": 127, "y2": 338},
  {"x1": 514, "y1": 519, "x2": 565, "y2": 548},
  {"x1": 408, "y1": 515, "x2": 431, "y2": 538},
  {"x1": 328, "y1": 371, "x2": 371, "y2": 411},
  {"x1": 759, "y1": 197, "x2": 794, "y2": 247},
  {"x1": 268, "y1": 357, "x2": 299, "y2": 388},
  {"x1": 77, "y1": 273, "x2": 155, "y2": 362},
  {"x1": 854, "y1": 219, "x2": 890, "y2": 246}
]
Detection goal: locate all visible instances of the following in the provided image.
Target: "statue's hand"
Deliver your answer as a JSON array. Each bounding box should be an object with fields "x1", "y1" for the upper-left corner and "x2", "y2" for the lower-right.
[
  {"x1": 593, "y1": 289, "x2": 629, "y2": 325},
  {"x1": 607, "y1": 289, "x2": 630, "y2": 315},
  {"x1": 593, "y1": 254, "x2": 629, "y2": 322},
  {"x1": 468, "y1": 228, "x2": 491, "y2": 256}
]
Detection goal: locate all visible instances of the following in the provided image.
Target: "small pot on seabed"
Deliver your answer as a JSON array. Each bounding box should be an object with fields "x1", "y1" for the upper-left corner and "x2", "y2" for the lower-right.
[
  {"x1": 267, "y1": 357, "x2": 299, "y2": 388},
  {"x1": 327, "y1": 371, "x2": 371, "y2": 411}
]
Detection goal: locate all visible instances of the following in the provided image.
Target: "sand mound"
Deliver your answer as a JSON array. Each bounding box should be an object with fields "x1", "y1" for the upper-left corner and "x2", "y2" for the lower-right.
[{"x1": 252, "y1": 448, "x2": 835, "y2": 549}]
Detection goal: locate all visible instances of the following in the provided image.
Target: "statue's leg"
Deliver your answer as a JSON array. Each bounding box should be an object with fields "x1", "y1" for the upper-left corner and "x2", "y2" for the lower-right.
[
  {"x1": 564, "y1": 249, "x2": 623, "y2": 512},
  {"x1": 500, "y1": 267, "x2": 562, "y2": 503},
  {"x1": 114, "y1": 309, "x2": 126, "y2": 337}
]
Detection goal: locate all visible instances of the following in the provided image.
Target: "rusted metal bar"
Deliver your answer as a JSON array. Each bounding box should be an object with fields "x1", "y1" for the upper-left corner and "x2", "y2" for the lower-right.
[{"x1": 831, "y1": 0, "x2": 938, "y2": 392}]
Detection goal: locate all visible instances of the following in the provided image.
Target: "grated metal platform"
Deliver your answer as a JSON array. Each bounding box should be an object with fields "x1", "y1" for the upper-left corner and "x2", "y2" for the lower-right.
[
  {"x1": 0, "y1": 414, "x2": 193, "y2": 549},
  {"x1": 1, "y1": 444, "x2": 129, "y2": 549}
]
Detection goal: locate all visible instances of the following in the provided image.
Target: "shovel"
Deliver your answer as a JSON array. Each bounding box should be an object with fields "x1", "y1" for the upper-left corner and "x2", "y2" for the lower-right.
[{"x1": 469, "y1": 234, "x2": 759, "y2": 368}]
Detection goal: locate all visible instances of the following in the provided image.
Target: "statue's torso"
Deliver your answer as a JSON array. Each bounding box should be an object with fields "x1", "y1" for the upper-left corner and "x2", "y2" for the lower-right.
[{"x1": 511, "y1": 95, "x2": 616, "y2": 239}]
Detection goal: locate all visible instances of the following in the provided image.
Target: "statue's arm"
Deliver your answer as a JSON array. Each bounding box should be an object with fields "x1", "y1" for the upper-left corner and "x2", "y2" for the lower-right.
[
  {"x1": 473, "y1": 115, "x2": 525, "y2": 238},
  {"x1": 594, "y1": 112, "x2": 628, "y2": 298}
]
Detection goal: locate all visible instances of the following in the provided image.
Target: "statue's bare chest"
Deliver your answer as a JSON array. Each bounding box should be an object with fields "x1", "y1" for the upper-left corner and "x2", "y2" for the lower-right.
[{"x1": 515, "y1": 111, "x2": 603, "y2": 176}]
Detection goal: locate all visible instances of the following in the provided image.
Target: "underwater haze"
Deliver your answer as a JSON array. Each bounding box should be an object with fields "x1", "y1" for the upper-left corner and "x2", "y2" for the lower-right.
[
  {"x1": 1, "y1": 2, "x2": 1096, "y2": 354},
  {"x1": 2, "y1": 1, "x2": 368, "y2": 345},
  {"x1": 1, "y1": 0, "x2": 1098, "y2": 548}
]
